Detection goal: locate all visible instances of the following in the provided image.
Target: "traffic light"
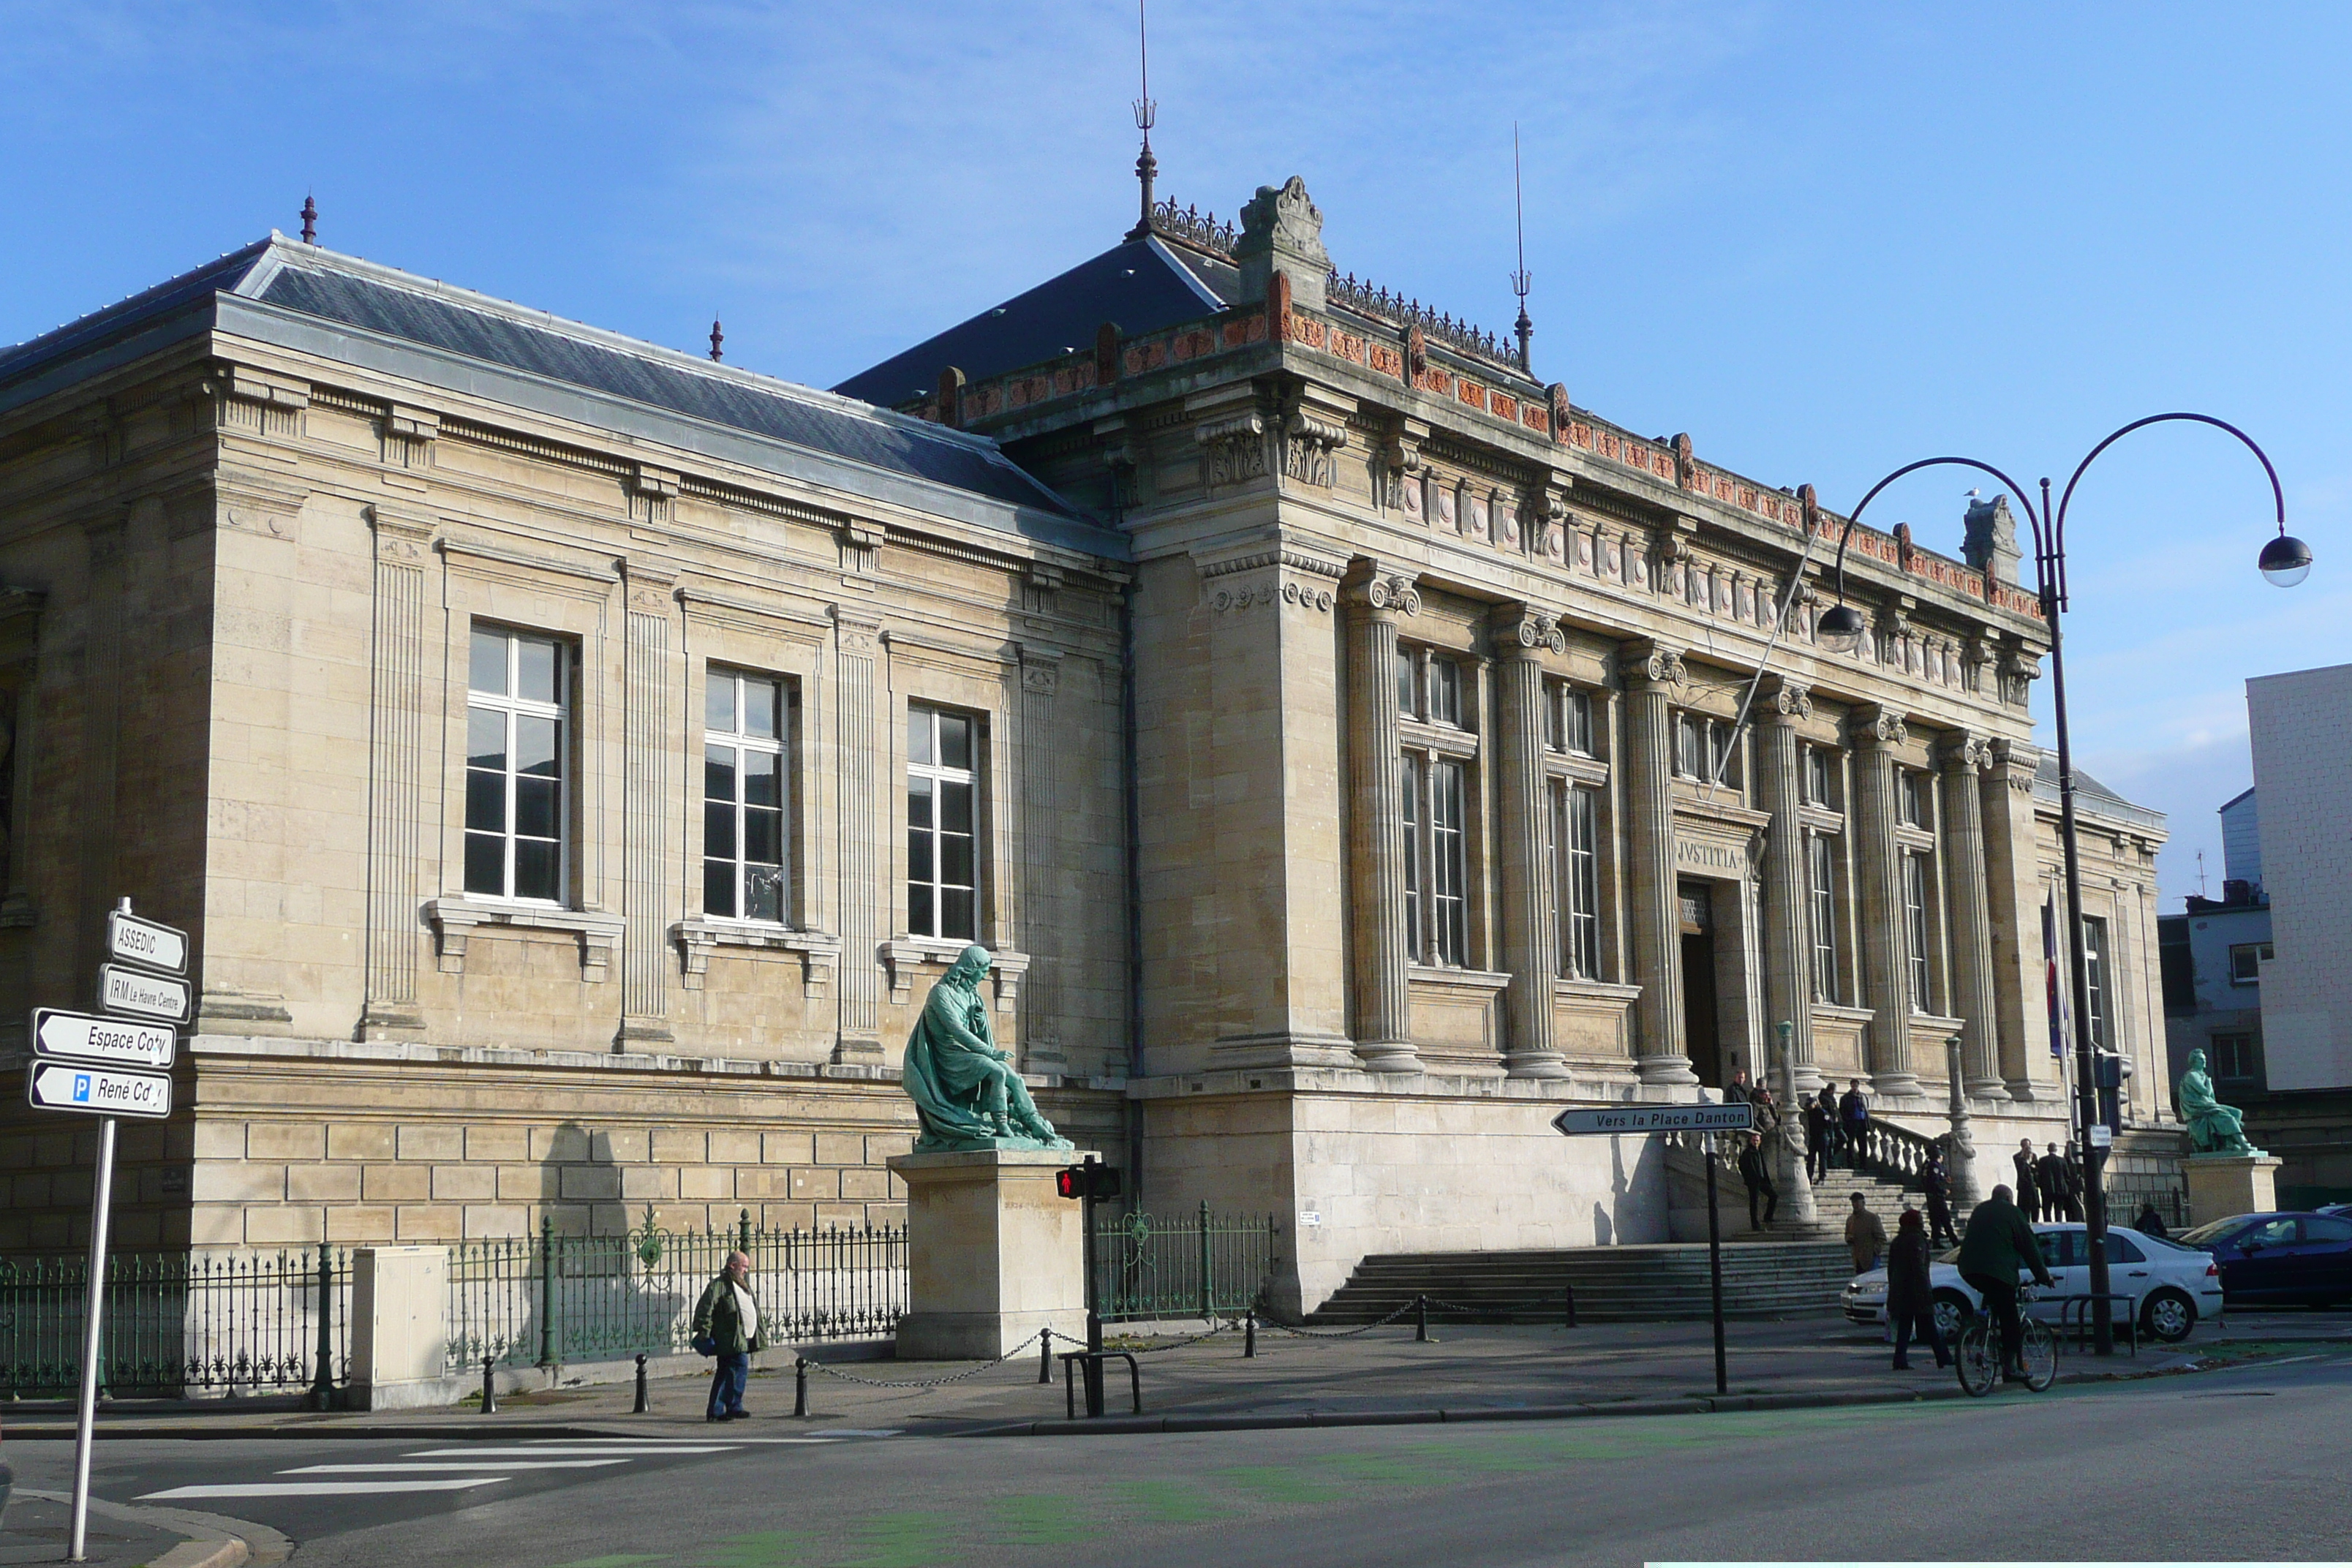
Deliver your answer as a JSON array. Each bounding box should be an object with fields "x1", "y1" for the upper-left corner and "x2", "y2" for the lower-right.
[{"x1": 1055, "y1": 1164, "x2": 1121, "y2": 1199}]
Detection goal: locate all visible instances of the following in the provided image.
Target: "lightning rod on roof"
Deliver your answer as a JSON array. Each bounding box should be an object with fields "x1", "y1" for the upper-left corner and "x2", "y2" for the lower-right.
[
  {"x1": 1510, "y1": 125, "x2": 1532, "y2": 374},
  {"x1": 300, "y1": 194, "x2": 317, "y2": 246},
  {"x1": 1127, "y1": 0, "x2": 1158, "y2": 240},
  {"x1": 709, "y1": 317, "x2": 724, "y2": 363}
]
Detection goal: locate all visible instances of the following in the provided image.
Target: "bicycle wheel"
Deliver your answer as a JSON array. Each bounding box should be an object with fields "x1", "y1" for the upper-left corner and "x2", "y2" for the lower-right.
[
  {"x1": 1955, "y1": 1320, "x2": 1999, "y2": 1398},
  {"x1": 2018, "y1": 1318, "x2": 2058, "y2": 1392}
]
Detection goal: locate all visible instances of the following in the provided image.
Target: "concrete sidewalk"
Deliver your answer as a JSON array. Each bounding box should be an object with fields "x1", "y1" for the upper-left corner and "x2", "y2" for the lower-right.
[{"x1": 7, "y1": 1309, "x2": 2343, "y2": 1443}]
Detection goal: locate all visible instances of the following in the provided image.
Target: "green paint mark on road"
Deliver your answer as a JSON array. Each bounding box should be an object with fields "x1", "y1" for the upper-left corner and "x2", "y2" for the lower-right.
[
  {"x1": 984, "y1": 1494, "x2": 1094, "y2": 1548},
  {"x1": 1111, "y1": 1480, "x2": 1237, "y2": 1525},
  {"x1": 538, "y1": 1556, "x2": 671, "y2": 1568}
]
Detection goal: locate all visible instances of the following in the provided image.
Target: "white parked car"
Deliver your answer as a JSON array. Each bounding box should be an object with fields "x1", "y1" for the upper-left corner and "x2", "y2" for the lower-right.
[{"x1": 1840, "y1": 1222, "x2": 2221, "y2": 1343}]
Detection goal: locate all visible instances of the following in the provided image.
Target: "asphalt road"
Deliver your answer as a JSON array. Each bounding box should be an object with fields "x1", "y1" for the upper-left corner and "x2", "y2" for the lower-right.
[{"x1": 12, "y1": 1356, "x2": 2351, "y2": 1567}]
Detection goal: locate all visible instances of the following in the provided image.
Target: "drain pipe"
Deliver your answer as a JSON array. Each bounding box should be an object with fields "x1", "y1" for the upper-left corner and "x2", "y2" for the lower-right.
[{"x1": 1120, "y1": 578, "x2": 1146, "y2": 1206}]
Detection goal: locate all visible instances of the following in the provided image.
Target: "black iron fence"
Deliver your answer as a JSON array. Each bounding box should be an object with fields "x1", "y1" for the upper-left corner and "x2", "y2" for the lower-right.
[
  {"x1": 0, "y1": 1248, "x2": 349, "y2": 1398},
  {"x1": 1093, "y1": 1205, "x2": 1279, "y2": 1322},
  {"x1": 447, "y1": 1211, "x2": 906, "y2": 1372}
]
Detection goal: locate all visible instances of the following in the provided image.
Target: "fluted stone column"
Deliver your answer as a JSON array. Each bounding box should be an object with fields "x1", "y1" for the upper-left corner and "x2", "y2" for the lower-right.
[
  {"x1": 1756, "y1": 676, "x2": 1819, "y2": 1093},
  {"x1": 1493, "y1": 604, "x2": 1566, "y2": 1079},
  {"x1": 1940, "y1": 731, "x2": 2008, "y2": 1101},
  {"x1": 1343, "y1": 567, "x2": 1420, "y2": 1071},
  {"x1": 1621, "y1": 641, "x2": 1695, "y2": 1084},
  {"x1": 361, "y1": 504, "x2": 431, "y2": 1041},
  {"x1": 1982, "y1": 739, "x2": 2049, "y2": 1100},
  {"x1": 1852, "y1": 705, "x2": 1921, "y2": 1096}
]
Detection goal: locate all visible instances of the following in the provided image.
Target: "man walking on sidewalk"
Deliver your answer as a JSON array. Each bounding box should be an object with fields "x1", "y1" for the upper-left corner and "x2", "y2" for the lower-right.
[
  {"x1": 1846, "y1": 1191, "x2": 1888, "y2": 1274},
  {"x1": 693, "y1": 1250, "x2": 765, "y2": 1422},
  {"x1": 1737, "y1": 1129, "x2": 1778, "y2": 1229},
  {"x1": 1804, "y1": 1091, "x2": 1831, "y2": 1182},
  {"x1": 1921, "y1": 1147, "x2": 1959, "y2": 1247}
]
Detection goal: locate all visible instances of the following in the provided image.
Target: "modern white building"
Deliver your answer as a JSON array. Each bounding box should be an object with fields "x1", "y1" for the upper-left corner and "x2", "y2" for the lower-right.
[
  {"x1": 2247, "y1": 663, "x2": 2352, "y2": 1092},
  {"x1": 2159, "y1": 787, "x2": 2269, "y2": 1096}
]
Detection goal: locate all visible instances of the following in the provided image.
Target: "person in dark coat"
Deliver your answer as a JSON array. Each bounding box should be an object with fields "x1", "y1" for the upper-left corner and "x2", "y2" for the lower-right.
[
  {"x1": 1724, "y1": 1068, "x2": 1752, "y2": 1105},
  {"x1": 2057, "y1": 1144, "x2": 2086, "y2": 1221},
  {"x1": 1803, "y1": 1093, "x2": 1831, "y2": 1182},
  {"x1": 1887, "y1": 1208, "x2": 1949, "y2": 1370},
  {"x1": 2013, "y1": 1139, "x2": 2042, "y2": 1222},
  {"x1": 1839, "y1": 1081, "x2": 1871, "y2": 1166},
  {"x1": 691, "y1": 1251, "x2": 766, "y2": 1421},
  {"x1": 1816, "y1": 1084, "x2": 1844, "y2": 1169},
  {"x1": 1958, "y1": 1185, "x2": 2055, "y2": 1379},
  {"x1": 1736, "y1": 1129, "x2": 1778, "y2": 1229},
  {"x1": 1921, "y1": 1147, "x2": 1958, "y2": 1247},
  {"x1": 2134, "y1": 1201, "x2": 2170, "y2": 1240},
  {"x1": 2035, "y1": 1144, "x2": 2072, "y2": 1224}
]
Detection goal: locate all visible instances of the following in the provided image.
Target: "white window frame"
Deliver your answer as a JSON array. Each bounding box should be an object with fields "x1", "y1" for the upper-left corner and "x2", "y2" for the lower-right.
[
  {"x1": 703, "y1": 668, "x2": 791, "y2": 924},
  {"x1": 1431, "y1": 758, "x2": 1469, "y2": 966},
  {"x1": 464, "y1": 625, "x2": 569, "y2": 905},
  {"x1": 1903, "y1": 851, "x2": 1933, "y2": 1014},
  {"x1": 2228, "y1": 942, "x2": 2273, "y2": 985},
  {"x1": 906, "y1": 704, "x2": 981, "y2": 943},
  {"x1": 1556, "y1": 782, "x2": 1601, "y2": 979},
  {"x1": 1401, "y1": 755, "x2": 1424, "y2": 960},
  {"x1": 1809, "y1": 831, "x2": 1840, "y2": 1004},
  {"x1": 2082, "y1": 914, "x2": 2111, "y2": 1050},
  {"x1": 1805, "y1": 746, "x2": 1834, "y2": 808}
]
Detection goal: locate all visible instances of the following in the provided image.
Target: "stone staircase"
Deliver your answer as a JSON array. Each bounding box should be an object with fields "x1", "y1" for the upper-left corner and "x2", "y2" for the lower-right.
[
  {"x1": 1662, "y1": 1117, "x2": 1942, "y2": 1242},
  {"x1": 1305, "y1": 1242, "x2": 1858, "y2": 1325}
]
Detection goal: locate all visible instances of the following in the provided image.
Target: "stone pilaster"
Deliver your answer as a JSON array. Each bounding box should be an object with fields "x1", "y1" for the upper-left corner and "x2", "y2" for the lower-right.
[
  {"x1": 1342, "y1": 565, "x2": 1420, "y2": 1071},
  {"x1": 1756, "y1": 676, "x2": 1819, "y2": 1093},
  {"x1": 1491, "y1": 604, "x2": 1565, "y2": 1079},
  {"x1": 1620, "y1": 640, "x2": 1695, "y2": 1084},
  {"x1": 1852, "y1": 704, "x2": 1921, "y2": 1096},
  {"x1": 1940, "y1": 731, "x2": 2007, "y2": 1100},
  {"x1": 1017, "y1": 647, "x2": 1066, "y2": 1071},
  {"x1": 618, "y1": 564, "x2": 676, "y2": 1047},
  {"x1": 832, "y1": 607, "x2": 886, "y2": 1064},
  {"x1": 1982, "y1": 738, "x2": 2050, "y2": 1099},
  {"x1": 361, "y1": 505, "x2": 432, "y2": 1040}
]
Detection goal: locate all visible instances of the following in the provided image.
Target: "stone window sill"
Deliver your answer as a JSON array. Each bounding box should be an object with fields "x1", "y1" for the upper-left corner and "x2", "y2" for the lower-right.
[
  {"x1": 1552, "y1": 977, "x2": 1642, "y2": 1004},
  {"x1": 1407, "y1": 964, "x2": 1511, "y2": 995},
  {"x1": 425, "y1": 897, "x2": 624, "y2": 981},
  {"x1": 882, "y1": 937, "x2": 1029, "y2": 1011},
  {"x1": 1545, "y1": 754, "x2": 1610, "y2": 788},
  {"x1": 673, "y1": 918, "x2": 841, "y2": 998}
]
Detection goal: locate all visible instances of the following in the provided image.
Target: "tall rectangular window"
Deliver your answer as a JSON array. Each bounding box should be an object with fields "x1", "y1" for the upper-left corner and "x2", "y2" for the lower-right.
[
  {"x1": 1401, "y1": 755, "x2": 1423, "y2": 960},
  {"x1": 1899, "y1": 770, "x2": 1927, "y2": 828},
  {"x1": 1561, "y1": 685, "x2": 1594, "y2": 755},
  {"x1": 1428, "y1": 657, "x2": 1463, "y2": 728},
  {"x1": 1805, "y1": 747, "x2": 1833, "y2": 808},
  {"x1": 1431, "y1": 759, "x2": 1469, "y2": 965},
  {"x1": 1809, "y1": 832, "x2": 1839, "y2": 1003},
  {"x1": 465, "y1": 625, "x2": 566, "y2": 902},
  {"x1": 2083, "y1": 914, "x2": 2110, "y2": 1049},
  {"x1": 1903, "y1": 851, "x2": 1933, "y2": 1012},
  {"x1": 1556, "y1": 784, "x2": 1600, "y2": 979},
  {"x1": 2209, "y1": 1031, "x2": 2262, "y2": 1082},
  {"x1": 907, "y1": 706, "x2": 977, "y2": 941},
  {"x1": 1675, "y1": 714, "x2": 1705, "y2": 779},
  {"x1": 1395, "y1": 649, "x2": 1418, "y2": 719},
  {"x1": 704, "y1": 670, "x2": 787, "y2": 922}
]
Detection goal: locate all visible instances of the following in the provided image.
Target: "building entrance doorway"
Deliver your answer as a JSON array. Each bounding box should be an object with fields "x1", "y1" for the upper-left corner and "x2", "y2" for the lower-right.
[{"x1": 1678, "y1": 880, "x2": 1722, "y2": 1089}]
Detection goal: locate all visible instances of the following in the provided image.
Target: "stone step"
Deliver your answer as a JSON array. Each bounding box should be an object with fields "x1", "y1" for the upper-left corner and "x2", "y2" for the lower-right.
[{"x1": 1308, "y1": 1243, "x2": 1861, "y2": 1324}]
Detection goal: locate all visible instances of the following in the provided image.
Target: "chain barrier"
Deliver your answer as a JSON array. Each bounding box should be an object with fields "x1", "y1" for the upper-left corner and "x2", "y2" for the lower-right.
[
  {"x1": 798, "y1": 1330, "x2": 1043, "y2": 1391},
  {"x1": 1256, "y1": 1298, "x2": 1422, "y2": 1340},
  {"x1": 1106, "y1": 1319, "x2": 1233, "y2": 1356}
]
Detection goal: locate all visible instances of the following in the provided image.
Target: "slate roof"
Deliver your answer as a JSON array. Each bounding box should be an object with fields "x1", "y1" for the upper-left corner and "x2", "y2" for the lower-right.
[
  {"x1": 2033, "y1": 753, "x2": 2165, "y2": 832},
  {"x1": 833, "y1": 233, "x2": 1235, "y2": 407},
  {"x1": 1, "y1": 235, "x2": 1107, "y2": 550}
]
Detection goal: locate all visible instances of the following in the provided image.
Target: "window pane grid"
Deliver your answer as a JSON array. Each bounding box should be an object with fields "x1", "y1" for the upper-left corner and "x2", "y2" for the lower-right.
[
  {"x1": 1809, "y1": 832, "x2": 1839, "y2": 1003},
  {"x1": 1903, "y1": 852, "x2": 1932, "y2": 1013},
  {"x1": 908, "y1": 706, "x2": 978, "y2": 941},
  {"x1": 1558, "y1": 784, "x2": 1600, "y2": 979},
  {"x1": 1401, "y1": 757, "x2": 1422, "y2": 961},
  {"x1": 465, "y1": 627, "x2": 567, "y2": 903},
  {"x1": 704, "y1": 671, "x2": 788, "y2": 922},
  {"x1": 1432, "y1": 761, "x2": 1468, "y2": 966},
  {"x1": 2084, "y1": 916, "x2": 2109, "y2": 1050}
]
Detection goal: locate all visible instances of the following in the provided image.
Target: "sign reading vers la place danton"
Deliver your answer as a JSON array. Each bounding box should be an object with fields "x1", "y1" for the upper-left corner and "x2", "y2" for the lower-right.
[{"x1": 1551, "y1": 1103, "x2": 1755, "y2": 1137}]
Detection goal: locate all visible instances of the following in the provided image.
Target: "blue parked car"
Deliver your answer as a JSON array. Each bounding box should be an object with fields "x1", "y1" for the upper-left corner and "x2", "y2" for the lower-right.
[{"x1": 2177, "y1": 1211, "x2": 2352, "y2": 1306}]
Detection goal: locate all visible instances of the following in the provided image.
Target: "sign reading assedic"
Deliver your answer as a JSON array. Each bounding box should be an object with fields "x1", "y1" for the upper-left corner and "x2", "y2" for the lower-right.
[
  {"x1": 105, "y1": 909, "x2": 189, "y2": 975},
  {"x1": 29, "y1": 1060, "x2": 173, "y2": 1120}
]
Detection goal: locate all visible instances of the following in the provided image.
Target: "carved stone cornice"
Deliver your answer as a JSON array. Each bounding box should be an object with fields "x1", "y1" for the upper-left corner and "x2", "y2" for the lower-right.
[
  {"x1": 1619, "y1": 639, "x2": 1687, "y2": 693},
  {"x1": 1490, "y1": 603, "x2": 1564, "y2": 660}
]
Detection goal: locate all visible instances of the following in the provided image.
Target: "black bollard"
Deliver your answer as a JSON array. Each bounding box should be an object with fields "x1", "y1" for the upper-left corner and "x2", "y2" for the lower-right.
[
  {"x1": 1243, "y1": 1311, "x2": 1256, "y2": 1359},
  {"x1": 793, "y1": 1357, "x2": 809, "y2": 1419},
  {"x1": 480, "y1": 1355, "x2": 497, "y2": 1415},
  {"x1": 632, "y1": 1352, "x2": 649, "y2": 1414},
  {"x1": 1038, "y1": 1327, "x2": 1053, "y2": 1385},
  {"x1": 1415, "y1": 1294, "x2": 1428, "y2": 1343}
]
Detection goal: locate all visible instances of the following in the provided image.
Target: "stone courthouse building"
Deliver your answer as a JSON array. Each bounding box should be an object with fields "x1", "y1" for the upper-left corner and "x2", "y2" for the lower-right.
[{"x1": 0, "y1": 171, "x2": 2181, "y2": 1313}]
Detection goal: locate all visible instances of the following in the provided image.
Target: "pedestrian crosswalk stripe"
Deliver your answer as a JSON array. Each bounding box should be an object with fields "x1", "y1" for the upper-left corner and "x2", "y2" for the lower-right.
[
  {"x1": 287, "y1": 1460, "x2": 634, "y2": 1473},
  {"x1": 402, "y1": 1446, "x2": 737, "y2": 1458},
  {"x1": 141, "y1": 1479, "x2": 509, "y2": 1499},
  {"x1": 573, "y1": 1436, "x2": 839, "y2": 1446}
]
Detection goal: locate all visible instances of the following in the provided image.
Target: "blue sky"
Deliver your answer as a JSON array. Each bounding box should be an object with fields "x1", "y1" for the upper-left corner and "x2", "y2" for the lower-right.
[{"x1": 6, "y1": 1, "x2": 2346, "y2": 906}]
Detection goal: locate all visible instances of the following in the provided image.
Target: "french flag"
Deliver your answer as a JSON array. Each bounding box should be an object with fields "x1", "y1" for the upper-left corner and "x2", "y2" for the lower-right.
[{"x1": 2043, "y1": 892, "x2": 2068, "y2": 1058}]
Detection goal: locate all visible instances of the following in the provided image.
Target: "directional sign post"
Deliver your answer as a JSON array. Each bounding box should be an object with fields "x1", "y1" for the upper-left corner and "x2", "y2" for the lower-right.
[
  {"x1": 33, "y1": 1009, "x2": 176, "y2": 1070},
  {"x1": 39, "y1": 897, "x2": 189, "y2": 1562},
  {"x1": 1554, "y1": 1098, "x2": 1755, "y2": 1394}
]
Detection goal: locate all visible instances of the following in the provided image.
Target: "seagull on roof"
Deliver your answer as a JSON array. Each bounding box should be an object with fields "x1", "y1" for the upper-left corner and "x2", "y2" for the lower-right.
[{"x1": 1964, "y1": 488, "x2": 1983, "y2": 501}]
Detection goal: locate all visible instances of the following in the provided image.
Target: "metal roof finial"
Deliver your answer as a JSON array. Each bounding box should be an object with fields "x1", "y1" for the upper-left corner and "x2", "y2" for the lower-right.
[
  {"x1": 1510, "y1": 124, "x2": 1534, "y2": 374},
  {"x1": 300, "y1": 194, "x2": 317, "y2": 246},
  {"x1": 709, "y1": 317, "x2": 724, "y2": 363},
  {"x1": 1126, "y1": 0, "x2": 1158, "y2": 240}
]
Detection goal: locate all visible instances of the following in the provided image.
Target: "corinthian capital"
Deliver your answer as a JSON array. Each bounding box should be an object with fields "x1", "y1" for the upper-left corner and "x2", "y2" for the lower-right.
[
  {"x1": 1341, "y1": 560, "x2": 1421, "y2": 617},
  {"x1": 1492, "y1": 603, "x2": 1566, "y2": 658},
  {"x1": 1758, "y1": 675, "x2": 1812, "y2": 723},
  {"x1": 1620, "y1": 638, "x2": 1686, "y2": 691},
  {"x1": 1850, "y1": 704, "x2": 1909, "y2": 748},
  {"x1": 1940, "y1": 730, "x2": 1991, "y2": 772}
]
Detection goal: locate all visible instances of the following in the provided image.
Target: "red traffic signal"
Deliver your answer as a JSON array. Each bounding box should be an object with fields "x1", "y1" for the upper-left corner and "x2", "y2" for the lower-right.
[{"x1": 1055, "y1": 1164, "x2": 1121, "y2": 1200}]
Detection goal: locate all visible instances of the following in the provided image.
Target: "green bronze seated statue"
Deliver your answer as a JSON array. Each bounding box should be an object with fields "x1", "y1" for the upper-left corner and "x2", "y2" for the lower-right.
[
  {"x1": 902, "y1": 944, "x2": 1072, "y2": 1153},
  {"x1": 2176, "y1": 1047, "x2": 2261, "y2": 1157}
]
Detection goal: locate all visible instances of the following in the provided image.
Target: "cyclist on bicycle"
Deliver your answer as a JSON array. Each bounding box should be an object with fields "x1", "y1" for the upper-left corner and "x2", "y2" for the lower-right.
[{"x1": 1956, "y1": 1183, "x2": 2055, "y2": 1381}]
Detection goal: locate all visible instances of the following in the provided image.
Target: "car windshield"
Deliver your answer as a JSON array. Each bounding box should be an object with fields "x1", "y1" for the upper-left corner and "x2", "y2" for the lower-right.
[{"x1": 2177, "y1": 1218, "x2": 2255, "y2": 1245}]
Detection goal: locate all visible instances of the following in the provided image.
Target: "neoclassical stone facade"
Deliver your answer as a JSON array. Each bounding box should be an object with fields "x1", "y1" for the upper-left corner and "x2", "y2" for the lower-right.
[{"x1": 0, "y1": 178, "x2": 2179, "y2": 1309}]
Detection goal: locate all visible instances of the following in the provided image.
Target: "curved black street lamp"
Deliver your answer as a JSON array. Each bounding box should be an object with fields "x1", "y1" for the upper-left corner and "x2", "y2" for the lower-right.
[{"x1": 1814, "y1": 413, "x2": 2308, "y2": 1357}]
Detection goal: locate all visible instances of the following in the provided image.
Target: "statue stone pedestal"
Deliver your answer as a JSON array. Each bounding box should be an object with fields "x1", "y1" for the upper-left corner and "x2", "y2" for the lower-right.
[
  {"x1": 889, "y1": 1148, "x2": 1091, "y2": 1360},
  {"x1": 2185, "y1": 1153, "x2": 2280, "y2": 1227}
]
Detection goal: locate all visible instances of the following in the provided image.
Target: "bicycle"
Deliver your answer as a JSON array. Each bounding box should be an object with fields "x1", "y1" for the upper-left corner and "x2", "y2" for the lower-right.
[{"x1": 1954, "y1": 1285, "x2": 2057, "y2": 1397}]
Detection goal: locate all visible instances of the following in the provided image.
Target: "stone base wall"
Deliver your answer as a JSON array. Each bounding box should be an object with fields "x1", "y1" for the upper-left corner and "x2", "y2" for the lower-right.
[
  {"x1": 2239, "y1": 1086, "x2": 2352, "y2": 1208},
  {"x1": 0, "y1": 1039, "x2": 1126, "y2": 1252},
  {"x1": 1139, "y1": 1072, "x2": 1678, "y2": 1316}
]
